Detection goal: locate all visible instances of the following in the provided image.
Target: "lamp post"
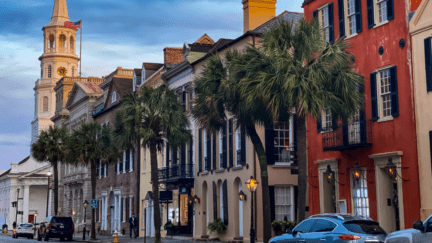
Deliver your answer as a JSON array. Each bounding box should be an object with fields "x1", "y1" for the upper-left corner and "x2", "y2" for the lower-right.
[
  {"x1": 15, "y1": 188, "x2": 20, "y2": 224},
  {"x1": 83, "y1": 200, "x2": 88, "y2": 240},
  {"x1": 46, "y1": 171, "x2": 52, "y2": 217},
  {"x1": 34, "y1": 213, "x2": 37, "y2": 224},
  {"x1": 245, "y1": 177, "x2": 258, "y2": 243}
]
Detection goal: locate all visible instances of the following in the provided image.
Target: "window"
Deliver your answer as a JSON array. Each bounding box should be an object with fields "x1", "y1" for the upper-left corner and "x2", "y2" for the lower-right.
[
  {"x1": 112, "y1": 91, "x2": 117, "y2": 103},
  {"x1": 43, "y1": 96, "x2": 49, "y2": 112},
  {"x1": 379, "y1": 69, "x2": 391, "y2": 118},
  {"x1": 274, "y1": 122, "x2": 291, "y2": 164},
  {"x1": 352, "y1": 171, "x2": 370, "y2": 217},
  {"x1": 367, "y1": 0, "x2": 394, "y2": 28},
  {"x1": 311, "y1": 219, "x2": 337, "y2": 232},
  {"x1": 294, "y1": 219, "x2": 315, "y2": 233},
  {"x1": 125, "y1": 150, "x2": 130, "y2": 172},
  {"x1": 322, "y1": 6, "x2": 330, "y2": 42},
  {"x1": 347, "y1": 0, "x2": 356, "y2": 35},
  {"x1": 48, "y1": 65, "x2": 52, "y2": 78},
  {"x1": 370, "y1": 66, "x2": 398, "y2": 121},
  {"x1": 72, "y1": 67, "x2": 75, "y2": 77},
  {"x1": 219, "y1": 132, "x2": 223, "y2": 169},
  {"x1": 425, "y1": 37, "x2": 432, "y2": 91},
  {"x1": 59, "y1": 34, "x2": 66, "y2": 51},
  {"x1": 275, "y1": 186, "x2": 294, "y2": 221},
  {"x1": 122, "y1": 197, "x2": 125, "y2": 222},
  {"x1": 315, "y1": 4, "x2": 334, "y2": 43},
  {"x1": 377, "y1": 0, "x2": 387, "y2": 23},
  {"x1": 70, "y1": 37, "x2": 74, "y2": 52}
]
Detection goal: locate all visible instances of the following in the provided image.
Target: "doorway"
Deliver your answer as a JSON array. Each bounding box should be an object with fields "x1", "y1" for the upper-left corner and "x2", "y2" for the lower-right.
[
  {"x1": 322, "y1": 172, "x2": 336, "y2": 213},
  {"x1": 28, "y1": 215, "x2": 34, "y2": 224},
  {"x1": 375, "y1": 167, "x2": 401, "y2": 233}
]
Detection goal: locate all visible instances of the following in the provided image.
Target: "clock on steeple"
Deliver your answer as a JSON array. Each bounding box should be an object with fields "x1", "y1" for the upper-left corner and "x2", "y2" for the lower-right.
[{"x1": 57, "y1": 67, "x2": 67, "y2": 76}]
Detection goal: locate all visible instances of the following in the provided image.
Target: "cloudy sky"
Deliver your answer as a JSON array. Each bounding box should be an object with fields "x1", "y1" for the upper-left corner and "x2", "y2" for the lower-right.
[{"x1": 0, "y1": 0, "x2": 303, "y2": 171}]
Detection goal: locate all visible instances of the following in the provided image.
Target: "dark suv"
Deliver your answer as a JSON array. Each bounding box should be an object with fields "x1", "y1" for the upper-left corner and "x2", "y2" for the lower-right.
[{"x1": 37, "y1": 216, "x2": 74, "y2": 241}]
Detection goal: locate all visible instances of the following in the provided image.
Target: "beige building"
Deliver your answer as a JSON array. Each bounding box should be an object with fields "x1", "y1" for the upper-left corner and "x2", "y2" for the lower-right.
[
  {"x1": 191, "y1": 2, "x2": 303, "y2": 242},
  {"x1": 409, "y1": 0, "x2": 432, "y2": 221}
]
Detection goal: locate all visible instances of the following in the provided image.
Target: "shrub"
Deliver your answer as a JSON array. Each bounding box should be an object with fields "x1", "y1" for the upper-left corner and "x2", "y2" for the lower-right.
[
  {"x1": 207, "y1": 218, "x2": 227, "y2": 234},
  {"x1": 163, "y1": 221, "x2": 174, "y2": 231},
  {"x1": 271, "y1": 220, "x2": 296, "y2": 233}
]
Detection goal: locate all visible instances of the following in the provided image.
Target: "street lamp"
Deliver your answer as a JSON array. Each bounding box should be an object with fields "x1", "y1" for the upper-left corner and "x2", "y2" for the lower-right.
[
  {"x1": 384, "y1": 158, "x2": 397, "y2": 180},
  {"x1": 46, "y1": 171, "x2": 52, "y2": 217},
  {"x1": 245, "y1": 177, "x2": 258, "y2": 243},
  {"x1": 34, "y1": 213, "x2": 37, "y2": 224},
  {"x1": 238, "y1": 190, "x2": 246, "y2": 201},
  {"x1": 83, "y1": 200, "x2": 88, "y2": 240},
  {"x1": 352, "y1": 161, "x2": 362, "y2": 181}
]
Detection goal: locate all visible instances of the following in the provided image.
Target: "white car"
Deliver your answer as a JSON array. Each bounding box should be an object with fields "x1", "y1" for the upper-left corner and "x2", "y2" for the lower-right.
[
  {"x1": 385, "y1": 215, "x2": 432, "y2": 243},
  {"x1": 13, "y1": 223, "x2": 34, "y2": 239}
]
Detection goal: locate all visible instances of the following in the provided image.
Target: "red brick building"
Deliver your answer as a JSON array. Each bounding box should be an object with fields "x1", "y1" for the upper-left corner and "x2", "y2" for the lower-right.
[{"x1": 303, "y1": 0, "x2": 421, "y2": 233}]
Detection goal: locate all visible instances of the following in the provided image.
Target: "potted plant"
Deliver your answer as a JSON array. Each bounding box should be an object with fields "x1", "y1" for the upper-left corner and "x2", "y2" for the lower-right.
[
  {"x1": 164, "y1": 221, "x2": 174, "y2": 236},
  {"x1": 271, "y1": 220, "x2": 296, "y2": 236},
  {"x1": 207, "y1": 218, "x2": 227, "y2": 234}
]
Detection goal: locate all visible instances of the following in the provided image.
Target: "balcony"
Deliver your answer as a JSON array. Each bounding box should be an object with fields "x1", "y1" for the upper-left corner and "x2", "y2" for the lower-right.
[
  {"x1": 158, "y1": 164, "x2": 194, "y2": 185},
  {"x1": 322, "y1": 120, "x2": 372, "y2": 151}
]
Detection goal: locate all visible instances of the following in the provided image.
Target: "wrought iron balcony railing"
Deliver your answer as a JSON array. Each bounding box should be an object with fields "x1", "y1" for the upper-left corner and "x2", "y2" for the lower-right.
[
  {"x1": 158, "y1": 163, "x2": 194, "y2": 182},
  {"x1": 322, "y1": 120, "x2": 372, "y2": 151}
]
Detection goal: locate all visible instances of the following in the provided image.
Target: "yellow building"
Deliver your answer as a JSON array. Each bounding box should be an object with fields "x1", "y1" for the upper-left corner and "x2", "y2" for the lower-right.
[{"x1": 409, "y1": 0, "x2": 432, "y2": 221}]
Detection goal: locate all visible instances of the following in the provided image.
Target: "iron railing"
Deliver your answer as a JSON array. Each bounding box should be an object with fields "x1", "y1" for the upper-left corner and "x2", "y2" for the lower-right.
[
  {"x1": 322, "y1": 120, "x2": 372, "y2": 151},
  {"x1": 158, "y1": 163, "x2": 194, "y2": 181}
]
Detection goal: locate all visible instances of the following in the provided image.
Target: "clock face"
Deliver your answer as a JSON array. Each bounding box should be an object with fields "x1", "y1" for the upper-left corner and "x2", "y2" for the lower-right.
[{"x1": 57, "y1": 67, "x2": 67, "y2": 76}]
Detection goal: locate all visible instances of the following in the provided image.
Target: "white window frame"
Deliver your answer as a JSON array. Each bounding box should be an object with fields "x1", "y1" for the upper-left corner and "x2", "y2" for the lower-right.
[
  {"x1": 116, "y1": 159, "x2": 120, "y2": 175},
  {"x1": 112, "y1": 91, "x2": 117, "y2": 103},
  {"x1": 122, "y1": 197, "x2": 126, "y2": 222},
  {"x1": 235, "y1": 125, "x2": 241, "y2": 166},
  {"x1": 376, "y1": 0, "x2": 387, "y2": 24},
  {"x1": 275, "y1": 186, "x2": 295, "y2": 221},
  {"x1": 375, "y1": 66, "x2": 394, "y2": 122},
  {"x1": 130, "y1": 149, "x2": 134, "y2": 172},
  {"x1": 203, "y1": 130, "x2": 208, "y2": 171},
  {"x1": 219, "y1": 132, "x2": 223, "y2": 169},
  {"x1": 129, "y1": 195, "x2": 133, "y2": 219},
  {"x1": 351, "y1": 170, "x2": 370, "y2": 217},
  {"x1": 317, "y1": 4, "x2": 330, "y2": 43},
  {"x1": 273, "y1": 121, "x2": 293, "y2": 164},
  {"x1": 123, "y1": 151, "x2": 127, "y2": 172},
  {"x1": 346, "y1": 0, "x2": 356, "y2": 36}
]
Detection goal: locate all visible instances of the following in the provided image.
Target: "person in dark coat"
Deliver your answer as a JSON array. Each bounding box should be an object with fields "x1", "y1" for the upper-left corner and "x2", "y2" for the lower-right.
[
  {"x1": 133, "y1": 214, "x2": 139, "y2": 238},
  {"x1": 128, "y1": 214, "x2": 134, "y2": 238},
  {"x1": 12, "y1": 221, "x2": 16, "y2": 229}
]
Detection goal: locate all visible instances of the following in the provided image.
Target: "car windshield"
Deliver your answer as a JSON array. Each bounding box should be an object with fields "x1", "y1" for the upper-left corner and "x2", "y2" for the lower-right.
[
  {"x1": 343, "y1": 221, "x2": 386, "y2": 235},
  {"x1": 19, "y1": 224, "x2": 33, "y2": 227},
  {"x1": 51, "y1": 217, "x2": 73, "y2": 225}
]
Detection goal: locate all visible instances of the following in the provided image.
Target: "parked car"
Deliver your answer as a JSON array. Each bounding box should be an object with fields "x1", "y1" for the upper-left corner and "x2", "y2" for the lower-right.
[
  {"x1": 37, "y1": 216, "x2": 74, "y2": 241},
  {"x1": 12, "y1": 223, "x2": 34, "y2": 239},
  {"x1": 269, "y1": 213, "x2": 387, "y2": 243},
  {"x1": 385, "y1": 214, "x2": 432, "y2": 243}
]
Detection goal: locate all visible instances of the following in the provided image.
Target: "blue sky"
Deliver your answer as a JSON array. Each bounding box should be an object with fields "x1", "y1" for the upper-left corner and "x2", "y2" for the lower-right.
[{"x1": 0, "y1": 0, "x2": 303, "y2": 171}]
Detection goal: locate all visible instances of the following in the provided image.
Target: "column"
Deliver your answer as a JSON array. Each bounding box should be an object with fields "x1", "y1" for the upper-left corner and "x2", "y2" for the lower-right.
[
  {"x1": 23, "y1": 185, "x2": 30, "y2": 223},
  {"x1": 47, "y1": 189, "x2": 52, "y2": 218}
]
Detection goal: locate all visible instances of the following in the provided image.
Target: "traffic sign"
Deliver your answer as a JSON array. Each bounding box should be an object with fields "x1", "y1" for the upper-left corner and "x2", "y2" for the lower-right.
[
  {"x1": 144, "y1": 201, "x2": 148, "y2": 209},
  {"x1": 91, "y1": 200, "x2": 97, "y2": 209}
]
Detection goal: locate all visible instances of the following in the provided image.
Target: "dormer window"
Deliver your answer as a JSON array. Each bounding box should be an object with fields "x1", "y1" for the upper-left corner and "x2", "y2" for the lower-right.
[{"x1": 112, "y1": 91, "x2": 117, "y2": 103}]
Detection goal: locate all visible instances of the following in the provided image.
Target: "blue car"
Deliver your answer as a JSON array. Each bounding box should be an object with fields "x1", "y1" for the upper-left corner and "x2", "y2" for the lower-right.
[{"x1": 269, "y1": 213, "x2": 387, "y2": 243}]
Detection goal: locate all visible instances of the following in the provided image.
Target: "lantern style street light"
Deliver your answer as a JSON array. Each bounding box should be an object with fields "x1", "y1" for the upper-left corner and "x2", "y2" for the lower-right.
[
  {"x1": 46, "y1": 171, "x2": 52, "y2": 217},
  {"x1": 384, "y1": 158, "x2": 397, "y2": 180},
  {"x1": 352, "y1": 161, "x2": 362, "y2": 181},
  {"x1": 245, "y1": 177, "x2": 258, "y2": 243},
  {"x1": 193, "y1": 195, "x2": 200, "y2": 204},
  {"x1": 83, "y1": 200, "x2": 89, "y2": 240},
  {"x1": 238, "y1": 190, "x2": 246, "y2": 201}
]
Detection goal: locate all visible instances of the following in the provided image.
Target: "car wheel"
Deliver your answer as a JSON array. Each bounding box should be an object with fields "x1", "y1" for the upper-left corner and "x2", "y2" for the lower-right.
[
  {"x1": 37, "y1": 232, "x2": 42, "y2": 241},
  {"x1": 43, "y1": 233, "x2": 49, "y2": 241},
  {"x1": 67, "y1": 234, "x2": 73, "y2": 241},
  {"x1": 60, "y1": 236, "x2": 65, "y2": 241}
]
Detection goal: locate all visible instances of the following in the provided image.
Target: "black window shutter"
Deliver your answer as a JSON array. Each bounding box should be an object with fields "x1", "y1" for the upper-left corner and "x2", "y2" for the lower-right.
[
  {"x1": 181, "y1": 146, "x2": 186, "y2": 165},
  {"x1": 331, "y1": 117, "x2": 338, "y2": 130},
  {"x1": 367, "y1": 0, "x2": 375, "y2": 28},
  {"x1": 338, "y1": 0, "x2": 345, "y2": 38},
  {"x1": 265, "y1": 124, "x2": 275, "y2": 165},
  {"x1": 317, "y1": 119, "x2": 322, "y2": 132},
  {"x1": 223, "y1": 123, "x2": 227, "y2": 168},
  {"x1": 425, "y1": 37, "x2": 432, "y2": 91},
  {"x1": 429, "y1": 131, "x2": 432, "y2": 174},
  {"x1": 166, "y1": 142, "x2": 170, "y2": 167},
  {"x1": 212, "y1": 134, "x2": 216, "y2": 170},
  {"x1": 120, "y1": 154, "x2": 123, "y2": 173},
  {"x1": 390, "y1": 66, "x2": 399, "y2": 117},
  {"x1": 223, "y1": 180, "x2": 228, "y2": 225},
  {"x1": 360, "y1": 109, "x2": 367, "y2": 143},
  {"x1": 105, "y1": 163, "x2": 108, "y2": 176},
  {"x1": 313, "y1": 10, "x2": 318, "y2": 19},
  {"x1": 240, "y1": 128, "x2": 246, "y2": 166},
  {"x1": 328, "y1": 3, "x2": 335, "y2": 44},
  {"x1": 387, "y1": 0, "x2": 394, "y2": 20},
  {"x1": 355, "y1": 0, "x2": 362, "y2": 33},
  {"x1": 269, "y1": 186, "x2": 275, "y2": 222},
  {"x1": 206, "y1": 132, "x2": 211, "y2": 170},
  {"x1": 229, "y1": 119, "x2": 233, "y2": 168},
  {"x1": 213, "y1": 181, "x2": 217, "y2": 221},
  {"x1": 370, "y1": 72, "x2": 379, "y2": 121},
  {"x1": 97, "y1": 160, "x2": 100, "y2": 177},
  {"x1": 198, "y1": 130, "x2": 202, "y2": 172},
  {"x1": 173, "y1": 149, "x2": 178, "y2": 165},
  {"x1": 125, "y1": 150, "x2": 130, "y2": 171},
  {"x1": 189, "y1": 138, "x2": 193, "y2": 165},
  {"x1": 115, "y1": 160, "x2": 118, "y2": 174}
]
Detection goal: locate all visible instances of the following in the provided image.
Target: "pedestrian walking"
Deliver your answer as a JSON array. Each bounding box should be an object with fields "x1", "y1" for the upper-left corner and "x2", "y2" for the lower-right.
[
  {"x1": 133, "y1": 214, "x2": 139, "y2": 238},
  {"x1": 128, "y1": 214, "x2": 134, "y2": 238},
  {"x1": 12, "y1": 221, "x2": 16, "y2": 229}
]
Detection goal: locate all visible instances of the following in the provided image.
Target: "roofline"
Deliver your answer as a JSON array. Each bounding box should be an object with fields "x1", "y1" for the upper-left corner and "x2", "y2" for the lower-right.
[
  {"x1": 161, "y1": 60, "x2": 191, "y2": 81},
  {"x1": 302, "y1": 0, "x2": 314, "y2": 7},
  {"x1": 145, "y1": 66, "x2": 164, "y2": 83},
  {"x1": 92, "y1": 101, "x2": 121, "y2": 119}
]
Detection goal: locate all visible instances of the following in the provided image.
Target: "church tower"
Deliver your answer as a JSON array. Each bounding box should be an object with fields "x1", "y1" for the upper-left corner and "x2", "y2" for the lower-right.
[{"x1": 31, "y1": 0, "x2": 80, "y2": 145}]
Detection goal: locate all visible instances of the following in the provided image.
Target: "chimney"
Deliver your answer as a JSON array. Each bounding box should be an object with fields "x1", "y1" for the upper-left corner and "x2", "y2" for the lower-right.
[{"x1": 242, "y1": 0, "x2": 277, "y2": 33}]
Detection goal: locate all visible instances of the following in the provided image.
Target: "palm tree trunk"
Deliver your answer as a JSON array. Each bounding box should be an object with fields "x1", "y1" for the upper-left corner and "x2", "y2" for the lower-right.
[
  {"x1": 150, "y1": 144, "x2": 161, "y2": 243},
  {"x1": 90, "y1": 161, "x2": 97, "y2": 239},
  {"x1": 54, "y1": 162, "x2": 59, "y2": 216},
  {"x1": 296, "y1": 115, "x2": 307, "y2": 222},
  {"x1": 246, "y1": 125, "x2": 271, "y2": 243}
]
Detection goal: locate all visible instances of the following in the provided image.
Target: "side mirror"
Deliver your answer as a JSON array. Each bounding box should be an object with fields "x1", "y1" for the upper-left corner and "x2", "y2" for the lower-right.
[{"x1": 413, "y1": 221, "x2": 424, "y2": 232}]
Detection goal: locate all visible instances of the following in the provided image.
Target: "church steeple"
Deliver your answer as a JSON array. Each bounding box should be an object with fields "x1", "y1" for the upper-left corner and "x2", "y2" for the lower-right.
[{"x1": 47, "y1": 0, "x2": 69, "y2": 26}]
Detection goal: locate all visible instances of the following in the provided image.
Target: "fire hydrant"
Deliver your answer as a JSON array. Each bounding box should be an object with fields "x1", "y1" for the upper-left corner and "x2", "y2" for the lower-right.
[
  {"x1": 113, "y1": 230, "x2": 119, "y2": 243},
  {"x1": 3, "y1": 228, "x2": 7, "y2": 234}
]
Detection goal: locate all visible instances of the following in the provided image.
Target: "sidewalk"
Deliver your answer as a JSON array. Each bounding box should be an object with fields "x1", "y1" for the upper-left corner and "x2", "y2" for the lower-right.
[{"x1": 72, "y1": 235, "x2": 222, "y2": 243}]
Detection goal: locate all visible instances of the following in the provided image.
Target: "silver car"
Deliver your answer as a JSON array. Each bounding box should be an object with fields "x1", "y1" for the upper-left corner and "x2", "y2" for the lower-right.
[
  {"x1": 385, "y1": 214, "x2": 432, "y2": 243},
  {"x1": 13, "y1": 223, "x2": 34, "y2": 239}
]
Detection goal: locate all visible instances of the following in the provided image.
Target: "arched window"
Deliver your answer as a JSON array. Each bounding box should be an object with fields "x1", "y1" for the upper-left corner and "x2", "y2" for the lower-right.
[
  {"x1": 43, "y1": 96, "x2": 49, "y2": 112},
  {"x1": 49, "y1": 34, "x2": 55, "y2": 52},
  {"x1": 112, "y1": 91, "x2": 117, "y2": 103},
  {"x1": 48, "y1": 65, "x2": 52, "y2": 78},
  {"x1": 70, "y1": 36, "x2": 75, "y2": 52},
  {"x1": 59, "y1": 35, "x2": 66, "y2": 52}
]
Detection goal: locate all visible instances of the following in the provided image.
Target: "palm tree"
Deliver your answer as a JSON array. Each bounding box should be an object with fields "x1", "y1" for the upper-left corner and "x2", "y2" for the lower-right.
[
  {"x1": 64, "y1": 121, "x2": 119, "y2": 239},
  {"x1": 31, "y1": 126, "x2": 69, "y2": 217},
  {"x1": 237, "y1": 19, "x2": 364, "y2": 222},
  {"x1": 114, "y1": 85, "x2": 191, "y2": 243},
  {"x1": 192, "y1": 53, "x2": 290, "y2": 243}
]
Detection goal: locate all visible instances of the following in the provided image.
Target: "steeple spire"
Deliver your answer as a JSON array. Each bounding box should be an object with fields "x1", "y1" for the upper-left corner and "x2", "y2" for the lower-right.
[{"x1": 48, "y1": 0, "x2": 69, "y2": 26}]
